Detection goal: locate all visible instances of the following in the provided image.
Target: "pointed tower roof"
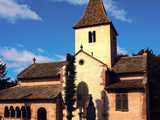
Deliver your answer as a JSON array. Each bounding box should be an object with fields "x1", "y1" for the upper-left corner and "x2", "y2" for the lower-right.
[{"x1": 73, "y1": 0, "x2": 111, "y2": 29}]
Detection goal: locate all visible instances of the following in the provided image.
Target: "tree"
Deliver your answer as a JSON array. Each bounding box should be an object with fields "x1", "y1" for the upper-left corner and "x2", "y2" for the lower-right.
[
  {"x1": 86, "y1": 95, "x2": 96, "y2": 120},
  {"x1": 0, "y1": 61, "x2": 15, "y2": 90},
  {"x1": 64, "y1": 54, "x2": 76, "y2": 120}
]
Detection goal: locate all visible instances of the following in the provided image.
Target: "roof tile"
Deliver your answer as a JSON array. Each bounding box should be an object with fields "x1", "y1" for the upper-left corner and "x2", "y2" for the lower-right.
[
  {"x1": 112, "y1": 56, "x2": 147, "y2": 73},
  {"x1": 17, "y1": 61, "x2": 66, "y2": 80},
  {"x1": 0, "y1": 85, "x2": 62, "y2": 100},
  {"x1": 106, "y1": 80, "x2": 144, "y2": 91}
]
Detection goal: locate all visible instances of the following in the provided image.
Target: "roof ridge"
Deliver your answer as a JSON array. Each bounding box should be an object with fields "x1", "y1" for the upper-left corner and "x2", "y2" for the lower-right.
[
  {"x1": 119, "y1": 55, "x2": 146, "y2": 59},
  {"x1": 100, "y1": 0, "x2": 110, "y2": 19},
  {"x1": 0, "y1": 85, "x2": 18, "y2": 93},
  {"x1": 17, "y1": 60, "x2": 66, "y2": 80},
  {"x1": 35, "y1": 60, "x2": 66, "y2": 65},
  {"x1": 17, "y1": 64, "x2": 34, "y2": 78},
  {"x1": 16, "y1": 84, "x2": 61, "y2": 88},
  {"x1": 75, "y1": 49, "x2": 108, "y2": 67}
]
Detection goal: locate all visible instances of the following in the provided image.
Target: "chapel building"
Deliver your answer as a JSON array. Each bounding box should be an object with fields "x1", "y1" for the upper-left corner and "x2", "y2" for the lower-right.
[{"x1": 0, "y1": 0, "x2": 160, "y2": 120}]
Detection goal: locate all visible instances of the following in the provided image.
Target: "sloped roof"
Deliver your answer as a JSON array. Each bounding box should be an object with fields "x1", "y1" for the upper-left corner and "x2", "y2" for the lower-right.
[
  {"x1": 17, "y1": 61, "x2": 66, "y2": 80},
  {"x1": 0, "y1": 85, "x2": 62, "y2": 100},
  {"x1": 112, "y1": 56, "x2": 147, "y2": 74},
  {"x1": 75, "y1": 49, "x2": 107, "y2": 66},
  {"x1": 106, "y1": 80, "x2": 144, "y2": 91},
  {"x1": 73, "y1": 0, "x2": 110, "y2": 29}
]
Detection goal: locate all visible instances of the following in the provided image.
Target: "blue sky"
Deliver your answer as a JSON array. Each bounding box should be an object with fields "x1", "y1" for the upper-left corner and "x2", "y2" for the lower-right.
[{"x1": 0, "y1": 0, "x2": 160, "y2": 79}]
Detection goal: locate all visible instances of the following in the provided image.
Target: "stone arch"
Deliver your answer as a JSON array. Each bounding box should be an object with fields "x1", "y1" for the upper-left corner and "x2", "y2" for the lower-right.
[
  {"x1": 4, "y1": 106, "x2": 9, "y2": 118},
  {"x1": 37, "y1": 107, "x2": 47, "y2": 120},
  {"x1": 15, "y1": 106, "x2": 21, "y2": 118},
  {"x1": 77, "y1": 81, "x2": 89, "y2": 118},
  {"x1": 10, "y1": 106, "x2": 15, "y2": 118},
  {"x1": 21, "y1": 106, "x2": 27, "y2": 118},
  {"x1": 77, "y1": 81, "x2": 89, "y2": 108}
]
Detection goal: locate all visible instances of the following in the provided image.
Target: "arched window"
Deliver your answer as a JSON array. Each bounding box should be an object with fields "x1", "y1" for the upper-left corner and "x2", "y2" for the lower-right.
[
  {"x1": 4, "y1": 106, "x2": 9, "y2": 118},
  {"x1": 21, "y1": 106, "x2": 27, "y2": 118},
  {"x1": 26, "y1": 106, "x2": 31, "y2": 119},
  {"x1": 77, "y1": 82, "x2": 89, "y2": 118},
  {"x1": 37, "y1": 107, "x2": 47, "y2": 120},
  {"x1": 15, "y1": 107, "x2": 21, "y2": 118},
  {"x1": 10, "y1": 106, "x2": 15, "y2": 117},
  {"x1": 77, "y1": 81, "x2": 89, "y2": 108}
]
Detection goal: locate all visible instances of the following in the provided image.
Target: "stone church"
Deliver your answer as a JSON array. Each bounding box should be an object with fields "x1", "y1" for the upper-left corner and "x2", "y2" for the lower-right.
[{"x1": 0, "y1": 0, "x2": 159, "y2": 120}]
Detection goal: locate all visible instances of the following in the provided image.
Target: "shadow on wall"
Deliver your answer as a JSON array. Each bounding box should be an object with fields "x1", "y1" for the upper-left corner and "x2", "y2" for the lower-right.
[{"x1": 96, "y1": 90, "x2": 109, "y2": 120}]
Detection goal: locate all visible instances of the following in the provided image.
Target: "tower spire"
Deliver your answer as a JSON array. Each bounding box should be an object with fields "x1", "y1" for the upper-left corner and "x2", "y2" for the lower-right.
[{"x1": 73, "y1": 0, "x2": 110, "y2": 29}]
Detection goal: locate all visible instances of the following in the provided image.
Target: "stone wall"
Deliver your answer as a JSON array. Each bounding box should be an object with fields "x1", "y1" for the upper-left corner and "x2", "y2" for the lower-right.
[
  {"x1": 0, "y1": 102, "x2": 57, "y2": 120},
  {"x1": 75, "y1": 25, "x2": 115, "y2": 68},
  {"x1": 69, "y1": 51, "x2": 107, "y2": 120},
  {"x1": 107, "y1": 92, "x2": 146, "y2": 120}
]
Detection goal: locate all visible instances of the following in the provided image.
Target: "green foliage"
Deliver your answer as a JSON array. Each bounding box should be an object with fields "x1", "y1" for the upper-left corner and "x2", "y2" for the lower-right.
[
  {"x1": 0, "y1": 61, "x2": 15, "y2": 90},
  {"x1": 64, "y1": 54, "x2": 76, "y2": 120}
]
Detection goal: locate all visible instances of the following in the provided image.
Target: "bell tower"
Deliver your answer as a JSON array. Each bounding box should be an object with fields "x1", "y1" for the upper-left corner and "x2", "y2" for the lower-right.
[{"x1": 73, "y1": 0, "x2": 118, "y2": 68}]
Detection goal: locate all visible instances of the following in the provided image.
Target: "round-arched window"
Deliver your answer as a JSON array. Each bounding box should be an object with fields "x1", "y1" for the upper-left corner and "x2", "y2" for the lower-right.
[
  {"x1": 37, "y1": 107, "x2": 47, "y2": 120},
  {"x1": 15, "y1": 107, "x2": 21, "y2": 118},
  {"x1": 21, "y1": 106, "x2": 27, "y2": 118},
  {"x1": 10, "y1": 106, "x2": 15, "y2": 118},
  {"x1": 77, "y1": 81, "x2": 89, "y2": 108},
  {"x1": 4, "y1": 106, "x2": 9, "y2": 118}
]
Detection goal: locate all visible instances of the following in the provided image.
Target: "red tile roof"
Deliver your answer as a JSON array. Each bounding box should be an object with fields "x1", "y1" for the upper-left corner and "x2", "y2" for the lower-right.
[
  {"x1": 0, "y1": 85, "x2": 62, "y2": 100},
  {"x1": 17, "y1": 61, "x2": 66, "y2": 80},
  {"x1": 112, "y1": 56, "x2": 147, "y2": 74},
  {"x1": 106, "y1": 80, "x2": 145, "y2": 92}
]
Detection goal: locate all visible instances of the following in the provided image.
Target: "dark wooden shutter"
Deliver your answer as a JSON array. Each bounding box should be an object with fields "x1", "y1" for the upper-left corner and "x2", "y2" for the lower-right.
[{"x1": 116, "y1": 94, "x2": 121, "y2": 111}]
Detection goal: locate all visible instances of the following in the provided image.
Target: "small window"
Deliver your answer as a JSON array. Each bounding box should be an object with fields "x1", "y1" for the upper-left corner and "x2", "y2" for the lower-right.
[
  {"x1": 15, "y1": 107, "x2": 21, "y2": 118},
  {"x1": 79, "y1": 59, "x2": 84, "y2": 65},
  {"x1": 88, "y1": 32, "x2": 92, "y2": 43},
  {"x1": 10, "y1": 106, "x2": 15, "y2": 117},
  {"x1": 116, "y1": 93, "x2": 128, "y2": 112},
  {"x1": 38, "y1": 108, "x2": 47, "y2": 120},
  {"x1": 88, "y1": 31, "x2": 96, "y2": 43},
  {"x1": 4, "y1": 106, "x2": 9, "y2": 118},
  {"x1": 21, "y1": 106, "x2": 27, "y2": 118}
]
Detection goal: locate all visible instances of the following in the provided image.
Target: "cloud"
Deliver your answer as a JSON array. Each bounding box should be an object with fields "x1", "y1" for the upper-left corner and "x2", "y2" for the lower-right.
[
  {"x1": 117, "y1": 46, "x2": 128, "y2": 55},
  {"x1": 54, "y1": 0, "x2": 87, "y2": 5},
  {"x1": 104, "y1": 0, "x2": 132, "y2": 23},
  {"x1": 53, "y1": 0, "x2": 131, "y2": 23},
  {"x1": 37, "y1": 48, "x2": 44, "y2": 53},
  {"x1": 0, "y1": 57, "x2": 4, "y2": 64},
  {"x1": 17, "y1": 43, "x2": 24, "y2": 48},
  {"x1": 0, "y1": 47, "x2": 52, "y2": 73},
  {"x1": 0, "y1": 0, "x2": 42, "y2": 22},
  {"x1": 55, "y1": 54, "x2": 65, "y2": 60}
]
